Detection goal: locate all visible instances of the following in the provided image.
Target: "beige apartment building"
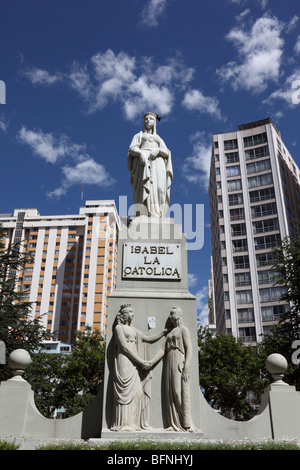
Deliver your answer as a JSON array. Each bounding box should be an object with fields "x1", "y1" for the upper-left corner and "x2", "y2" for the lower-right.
[
  {"x1": 209, "y1": 118, "x2": 300, "y2": 344},
  {"x1": 0, "y1": 200, "x2": 120, "y2": 344}
]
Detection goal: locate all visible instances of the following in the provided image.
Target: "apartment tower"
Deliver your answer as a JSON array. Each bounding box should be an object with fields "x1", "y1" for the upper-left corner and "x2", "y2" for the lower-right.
[
  {"x1": 209, "y1": 118, "x2": 300, "y2": 344},
  {"x1": 0, "y1": 200, "x2": 120, "y2": 344}
]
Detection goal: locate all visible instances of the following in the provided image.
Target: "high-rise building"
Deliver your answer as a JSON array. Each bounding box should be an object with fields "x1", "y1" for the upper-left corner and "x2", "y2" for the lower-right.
[
  {"x1": 0, "y1": 200, "x2": 120, "y2": 344},
  {"x1": 209, "y1": 118, "x2": 300, "y2": 344}
]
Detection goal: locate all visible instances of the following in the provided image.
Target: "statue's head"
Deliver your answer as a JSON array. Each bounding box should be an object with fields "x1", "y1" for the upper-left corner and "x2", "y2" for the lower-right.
[
  {"x1": 117, "y1": 304, "x2": 134, "y2": 324},
  {"x1": 143, "y1": 112, "x2": 161, "y2": 134},
  {"x1": 169, "y1": 306, "x2": 183, "y2": 326}
]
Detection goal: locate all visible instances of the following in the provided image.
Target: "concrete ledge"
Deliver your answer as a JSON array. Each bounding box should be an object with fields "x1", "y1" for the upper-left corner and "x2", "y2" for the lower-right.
[{"x1": 100, "y1": 429, "x2": 204, "y2": 440}]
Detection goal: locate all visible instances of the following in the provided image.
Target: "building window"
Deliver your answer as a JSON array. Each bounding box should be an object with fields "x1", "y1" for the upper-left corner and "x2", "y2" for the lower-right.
[
  {"x1": 253, "y1": 218, "x2": 279, "y2": 234},
  {"x1": 238, "y1": 308, "x2": 254, "y2": 322},
  {"x1": 235, "y1": 272, "x2": 251, "y2": 286},
  {"x1": 243, "y1": 132, "x2": 267, "y2": 148},
  {"x1": 256, "y1": 251, "x2": 278, "y2": 267},
  {"x1": 236, "y1": 290, "x2": 253, "y2": 304},
  {"x1": 228, "y1": 193, "x2": 243, "y2": 206},
  {"x1": 257, "y1": 270, "x2": 279, "y2": 285},
  {"x1": 261, "y1": 304, "x2": 289, "y2": 321},
  {"x1": 225, "y1": 151, "x2": 239, "y2": 164},
  {"x1": 245, "y1": 145, "x2": 269, "y2": 160},
  {"x1": 230, "y1": 208, "x2": 245, "y2": 221},
  {"x1": 259, "y1": 287, "x2": 287, "y2": 302},
  {"x1": 247, "y1": 158, "x2": 271, "y2": 174},
  {"x1": 251, "y1": 202, "x2": 277, "y2": 218},
  {"x1": 226, "y1": 165, "x2": 240, "y2": 177},
  {"x1": 224, "y1": 139, "x2": 238, "y2": 151},
  {"x1": 227, "y1": 179, "x2": 242, "y2": 192},
  {"x1": 249, "y1": 187, "x2": 275, "y2": 203},
  {"x1": 239, "y1": 327, "x2": 256, "y2": 343},
  {"x1": 234, "y1": 255, "x2": 249, "y2": 269},
  {"x1": 231, "y1": 223, "x2": 247, "y2": 237},
  {"x1": 248, "y1": 173, "x2": 273, "y2": 188},
  {"x1": 232, "y1": 238, "x2": 248, "y2": 253},
  {"x1": 254, "y1": 234, "x2": 280, "y2": 250}
]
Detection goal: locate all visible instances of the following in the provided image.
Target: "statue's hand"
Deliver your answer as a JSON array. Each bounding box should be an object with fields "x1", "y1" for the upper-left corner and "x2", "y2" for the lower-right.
[
  {"x1": 149, "y1": 149, "x2": 160, "y2": 160},
  {"x1": 142, "y1": 361, "x2": 152, "y2": 370},
  {"x1": 182, "y1": 368, "x2": 190, "y2": 382}
]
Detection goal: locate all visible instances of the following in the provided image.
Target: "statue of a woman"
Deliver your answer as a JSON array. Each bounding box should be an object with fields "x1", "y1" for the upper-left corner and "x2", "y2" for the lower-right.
[
  {"x1": 127, "y1": 112, "x2": 173, "y2": 218},
  {"x1": 151, "y1": 306, "x2": 196, "y2": 432},
  {"x1": 111, "y1": 304, "x2": 166, "y2": 431}
]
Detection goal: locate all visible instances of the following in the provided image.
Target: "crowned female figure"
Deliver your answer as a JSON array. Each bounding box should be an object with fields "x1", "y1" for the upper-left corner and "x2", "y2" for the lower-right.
[
  {"x1": 127, "y1": 112, "x2": 173, "y2": 218},
  {"x1": 111, "y1": 304, "x2": 166, "y2": 431}
]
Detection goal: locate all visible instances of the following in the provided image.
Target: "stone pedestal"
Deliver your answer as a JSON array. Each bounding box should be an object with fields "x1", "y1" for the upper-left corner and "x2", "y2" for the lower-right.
[{"x1": 101, "y1": 217, "x2": 202, "y2": 436}]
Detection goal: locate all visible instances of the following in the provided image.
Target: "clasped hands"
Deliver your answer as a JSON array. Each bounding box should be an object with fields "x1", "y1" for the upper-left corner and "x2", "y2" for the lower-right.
[{"x1": 141, "y1": 360, "x2": 153, "y2": 370}]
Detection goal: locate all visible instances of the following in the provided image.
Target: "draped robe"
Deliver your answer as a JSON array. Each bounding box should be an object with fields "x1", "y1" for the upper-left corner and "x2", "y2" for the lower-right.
[
  {"x1": 111, "y1": 324, "x2": 151, "y2": 431},
  {"x1": 127, "y1": 131, "x2": 173, "y2": 218}
]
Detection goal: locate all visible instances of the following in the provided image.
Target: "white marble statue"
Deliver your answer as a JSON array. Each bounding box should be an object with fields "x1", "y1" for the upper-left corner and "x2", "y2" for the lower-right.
[
  {"x1": 127, "y1": 112, "x2": 173, "y2": 218},
  {"x1": 111, "y1": 304, "x2": 166, "y2": 431},
  {"x1": 151, "y1": 306, "x2": 196, "y2": 432}
]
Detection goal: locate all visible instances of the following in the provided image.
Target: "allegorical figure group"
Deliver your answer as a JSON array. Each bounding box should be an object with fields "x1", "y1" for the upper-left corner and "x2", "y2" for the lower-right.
[{"x1": 110, "y1": 304, "x2": 196, "y2": 432}]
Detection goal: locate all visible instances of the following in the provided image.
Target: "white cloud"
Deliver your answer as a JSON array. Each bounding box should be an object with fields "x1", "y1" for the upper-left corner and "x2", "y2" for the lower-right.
[
  {"x1": 263, "y1": 68, "x2": 300, "y2": 107},
  {"x1": 18, "y1": 126, "x2": 115, "y2": 198},
  {"x1": 18, "y1": 127, "x2": 86, "y2": 164},
  {"x1": 23, "y1": 68, "x2": 62, "y2": 85},
  {"x1": 286, "y1": 15, "x2": 299, "y2": 33},
  {"x1": 23, "y1": 49, "x2": 226, "y2": 122},
  {"x1": 0, "y1": 116, "x2": 7, "y2": 133},
  {"x1": 69, "y1": 62, "x2": 93, "y2": 101},
  {"x1": 188, "y1": 273, "x2": 198, "y2": 288},
  {"x1": 48, "y1": 158, "x2": 115, "y2": 198},
  {"x1": 294, "y1": 35, "x2": 300, "y2": 54},
  {"x1": 182, "y1": 89, "x2": 222, "y2": 120},
  {"x1": 24, "y1": 50, "x2": 191, "y2": 120},
  {"x1": 139, "y1": 0, "x2": 168, "y2": 28},
  {"x1": 217, "y1": 14, "x2": 284, "y2": 93},
  {"x1": 182, "y1": 132, "x2": 212, "y2": 190},
  {"x1": 88, "y1": 50, "x2": 193, "y2": 120},
  {"x1": 196, "y1": 286, "x2": 209, "y2": 326}
]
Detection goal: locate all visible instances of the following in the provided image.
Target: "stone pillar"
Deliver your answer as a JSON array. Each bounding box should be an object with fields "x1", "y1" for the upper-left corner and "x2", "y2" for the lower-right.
[{"x1": 260, "y1": 353, "x2": 300, "y2": 440}]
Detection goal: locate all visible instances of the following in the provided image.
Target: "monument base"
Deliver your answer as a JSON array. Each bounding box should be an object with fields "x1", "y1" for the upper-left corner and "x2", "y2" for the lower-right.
[
  {"x1": 101, "y1": 217, "x2": 202, "y2": 436},
  {"x1": 97, "y1": 429, "x2": 204, "y2": 440}
]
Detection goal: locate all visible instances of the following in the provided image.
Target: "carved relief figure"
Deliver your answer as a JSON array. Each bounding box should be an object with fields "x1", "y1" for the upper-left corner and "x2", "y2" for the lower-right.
[
  {"x1": 111, "y1": 304, "x2": 166, "y2": 431},
  {"x1": 151, "y1": 306, "x2": 195, "y2": 432},
  {"x1": 127, "y1": 112, "x2": 173, "y2": 218}
]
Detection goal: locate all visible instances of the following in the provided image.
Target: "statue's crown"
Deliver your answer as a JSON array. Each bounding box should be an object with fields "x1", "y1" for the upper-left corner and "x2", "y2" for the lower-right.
[{"x1": 120, "y1": 304, "x2": 131, "y2": 310}]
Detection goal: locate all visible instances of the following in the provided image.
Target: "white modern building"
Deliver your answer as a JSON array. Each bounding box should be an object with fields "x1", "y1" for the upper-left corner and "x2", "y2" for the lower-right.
[
  {"x1": 209, "y1": 118, "x2": 300, "y2": 344},
  {"x1": 0, "y1": 200, "x2": 120, "y2": 344}
]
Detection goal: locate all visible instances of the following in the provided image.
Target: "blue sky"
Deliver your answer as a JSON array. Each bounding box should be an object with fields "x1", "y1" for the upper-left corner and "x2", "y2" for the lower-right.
[{"x1": 1, "y1": 0, "x2": 300, "y2": 325}]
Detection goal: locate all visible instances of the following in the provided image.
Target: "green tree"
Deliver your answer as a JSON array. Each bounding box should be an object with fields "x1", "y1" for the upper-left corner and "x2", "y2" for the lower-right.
[
  {"x1": 257, "y1": 224, "x2": 300, "y2": 389},
  {"x1": 198, "y1": 326, "x2": 267, "y2": 421},
  {"x1": 25, "y1": 326, "x2": 106, "y2": 418},
  {"x1": 271, "y1": 225, "x2": 300, "y2": 337},
  {"x1": 0, "y1": 224, "x2": 51, "y2": 381},
  {"x1": 24, "y1": 351, "x2": 66, "y2": 417},
  {"x1": 57, "y1": 326, "x2": 106, "y2": 417}
]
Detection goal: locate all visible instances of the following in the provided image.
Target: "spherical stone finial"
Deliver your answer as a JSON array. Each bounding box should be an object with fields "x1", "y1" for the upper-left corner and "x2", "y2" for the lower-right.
[
  {"x1": 7, "y1": 349, "x2": 31, "y2": 381},
  {"x1": 266, "y1": 353, "x2": 288, "y2": 385}
]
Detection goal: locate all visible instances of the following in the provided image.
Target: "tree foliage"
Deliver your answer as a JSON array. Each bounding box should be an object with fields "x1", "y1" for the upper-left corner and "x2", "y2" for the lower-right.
[
  {"x1": 271, "y1": 225, "x2": 300, "y2": 337},
  {"x1": 25, "y1": 326, "x2": 106, "y2": 418},
  {"x1": 198, "y1": 326, "x2": 268, "y2": 421},
  {"x1": 0, "y1": 224, "x2": 51, "y2": 381},
  {"x1": 256, "y1": 224, "x2": 300, "y2": 389}
]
